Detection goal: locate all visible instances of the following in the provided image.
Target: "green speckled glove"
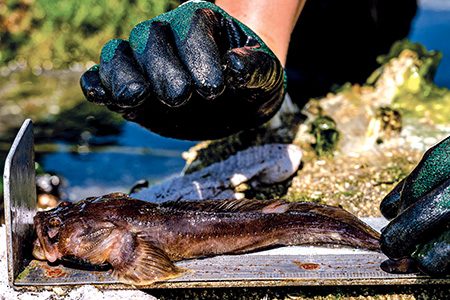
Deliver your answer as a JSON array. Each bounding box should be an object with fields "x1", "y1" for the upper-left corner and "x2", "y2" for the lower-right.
[
  {"x1": 80, "y1": 0, "x2": 285, "y2": 140},
  {"x1": 380, "y1": 136, "x2": 450, "y2": 275}
]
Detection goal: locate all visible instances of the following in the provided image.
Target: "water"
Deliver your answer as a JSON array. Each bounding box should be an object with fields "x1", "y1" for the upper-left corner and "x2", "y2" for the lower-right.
[
  {"x1": 410, "y1": 2, "x2": 450, "y2": 88},
  {"x1": 40, "y1": 123, "x2": 195, "y2": 200}
]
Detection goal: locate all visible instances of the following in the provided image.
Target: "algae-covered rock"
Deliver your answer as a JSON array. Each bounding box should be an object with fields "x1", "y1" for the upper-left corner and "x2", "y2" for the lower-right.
[
  {"x1": 372, "y1": 39, "x2": 442, "y2": 82},
  {"x1": 288, "y1": 41, "x2": 450, "y2": 216},
  {"x1": 296, "y1": 41, "x2": 446, "y2": 155},
  {"x1": 369, "y1": 40, "x2": 450, "y2": 126}
]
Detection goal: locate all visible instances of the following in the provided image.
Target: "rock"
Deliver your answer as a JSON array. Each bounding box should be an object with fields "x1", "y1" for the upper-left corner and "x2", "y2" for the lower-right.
[
  {"x1": 287, "y1": 41, "x2": 450, "y2": 216},
  {"x1": 131, "y1": 144, "x2": 302, "y2": 202},
  {"x1": 296, "y1": 46, "x2": 437, "y2": 155}
]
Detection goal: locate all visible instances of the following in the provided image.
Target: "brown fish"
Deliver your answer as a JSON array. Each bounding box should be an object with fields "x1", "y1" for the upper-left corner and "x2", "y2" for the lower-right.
[{"x1": 33, "y1": 193, "x2": 380, "y2": 285}]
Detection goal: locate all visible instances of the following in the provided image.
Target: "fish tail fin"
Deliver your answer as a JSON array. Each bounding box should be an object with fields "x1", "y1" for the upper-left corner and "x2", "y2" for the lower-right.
[
  {"x1": 289, "y1": 202, "x2": 381, "y2": 249},
  {"x1": 110, "y1": 232, "x2": 185, "y2": 286},
  {"x1": 275, "y1": 203, "x2": 381, "y2": 251}
]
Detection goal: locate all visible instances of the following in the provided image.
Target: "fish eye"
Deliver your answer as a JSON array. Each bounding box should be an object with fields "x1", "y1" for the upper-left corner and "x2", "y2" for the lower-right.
[{"x1": 48, "y1": 217, "x2": 61, "y2": 227}]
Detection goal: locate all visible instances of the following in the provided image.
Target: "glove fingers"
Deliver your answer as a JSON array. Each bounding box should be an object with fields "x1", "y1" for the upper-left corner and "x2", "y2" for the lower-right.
[
  {"x1": 400, "y1": 136, "x2": 450, "y2": 212},
  {"x1": 80, "y1": 65, "x2": 112, "y2": 105},
  {"x1": 176, "y1": 8, "x2": 225, "y2": 100},
  {"x1": 131, "y1": 21, "x2": 192, "y2": 107},
  {"x1": 380, "y1": 178, "x2": 406, "y2": 220},
  {"x1": 412, "y1": 230, "x2": 450, "y2": 276},
  {"x1": 380, "y1": 177, "x2": 450, "y2": 259},
  {"x1": 99, "y1": 39, "x2": 150, "y2": 108},
  {"x1": 225, "y1": 46, "x2": 285, "y2": 113}
]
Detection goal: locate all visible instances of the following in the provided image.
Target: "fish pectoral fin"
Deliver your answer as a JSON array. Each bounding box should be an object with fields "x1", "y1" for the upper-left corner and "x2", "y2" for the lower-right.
[
  {"x1": 64, "y1": 222, "x2": 117, "y2": 266},
  {"x1": 110, "y1": 232, "x2": 185, "y2": 286}
]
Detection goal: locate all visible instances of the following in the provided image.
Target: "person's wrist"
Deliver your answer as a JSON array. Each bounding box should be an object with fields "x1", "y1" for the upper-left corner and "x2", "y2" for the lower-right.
[
  {"x1": 214, "y1": 3, "x2": 286, "y2": 64},
  {"x1": 215, "y1": 0, "x2": 305, "y2": 66}
]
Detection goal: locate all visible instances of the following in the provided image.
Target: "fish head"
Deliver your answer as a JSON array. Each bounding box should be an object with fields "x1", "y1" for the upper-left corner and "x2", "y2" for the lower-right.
[
  {"x1": 33, "y1": 201, "x2": 76, "y2": 262},
  {"x1": 32, "y1": 195, "x2": 132, "y2": 265}
]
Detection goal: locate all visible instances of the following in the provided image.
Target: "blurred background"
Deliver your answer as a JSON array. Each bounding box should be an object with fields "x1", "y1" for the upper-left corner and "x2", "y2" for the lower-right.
[{"x1": 0, "y1": 0, "x2": 449, "y2": 205}]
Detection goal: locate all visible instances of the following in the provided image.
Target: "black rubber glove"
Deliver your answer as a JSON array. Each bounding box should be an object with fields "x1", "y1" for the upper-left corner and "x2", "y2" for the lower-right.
[
  {"x1": 380, "y1": 136, "x2": 450, "y2": 275},
  {"x1": 80, "y1": 0, "x2": 286, "y2": 140}
]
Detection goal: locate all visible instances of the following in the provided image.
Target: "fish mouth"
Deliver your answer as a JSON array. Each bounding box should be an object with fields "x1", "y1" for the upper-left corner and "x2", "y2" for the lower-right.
[
  {"x1": 33, "y1": 219, "x2": 60, "y2": 262},
  {"x1": 32, "y1": 238, "x2": 46, "y2": 260}
]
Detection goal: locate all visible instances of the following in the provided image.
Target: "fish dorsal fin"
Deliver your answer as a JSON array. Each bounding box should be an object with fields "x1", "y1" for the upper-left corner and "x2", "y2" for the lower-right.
[
  {"x1": 110, "y1": 232, "x2": 185, "y2": 286},
  {"x1": 160, "y1": 198, "x2": 290, "y2": 213}
]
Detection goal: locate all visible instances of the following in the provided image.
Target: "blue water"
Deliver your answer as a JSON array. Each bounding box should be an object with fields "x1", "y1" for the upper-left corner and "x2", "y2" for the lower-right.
[
  {"x1": 42, "y1": 123, "x2": 192, "y2": 187},
  {"x1": 41, "y1": 123, "x2": 195, "y2": 200},
  {"x1": 409, "y1": 6, "x2": 450, "y2": 87}
]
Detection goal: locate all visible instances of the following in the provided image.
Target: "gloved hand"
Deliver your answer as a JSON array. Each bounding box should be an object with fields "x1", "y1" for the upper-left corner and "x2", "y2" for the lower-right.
[
  {"x1": 80, "y1": 0, "x2": 286, "y2": 140},
  {"x1": 380, "y1": 136, "x2": 450, "y2": 275}
]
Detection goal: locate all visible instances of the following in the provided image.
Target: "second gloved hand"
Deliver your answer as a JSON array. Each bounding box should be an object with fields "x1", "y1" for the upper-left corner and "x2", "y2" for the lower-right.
[
  {"x1": 80, "y1": 0, "x2": 286, "y2": 140},
  {"x1": 380, "y1": 136, "x2": 450, "y2": 275}
]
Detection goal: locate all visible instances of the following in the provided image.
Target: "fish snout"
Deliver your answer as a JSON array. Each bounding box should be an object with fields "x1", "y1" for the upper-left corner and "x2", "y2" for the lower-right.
[
  {"x1": 32, "y1": 238, "x2": 46, "y2": 260},
  {"x1": 33, "y1": 219, "x2": 60, "y2": 262}
]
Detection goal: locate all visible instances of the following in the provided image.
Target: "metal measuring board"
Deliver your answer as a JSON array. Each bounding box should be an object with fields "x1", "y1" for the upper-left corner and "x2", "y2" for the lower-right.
[{"x1": 4, "y1": 119, "x2": 450, "y2": 290}]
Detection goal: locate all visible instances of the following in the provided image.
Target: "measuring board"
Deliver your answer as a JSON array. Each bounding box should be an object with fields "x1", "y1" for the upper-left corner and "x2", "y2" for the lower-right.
[{"x1": 4, "y1": 120, "x2": 450, "y2": 290}]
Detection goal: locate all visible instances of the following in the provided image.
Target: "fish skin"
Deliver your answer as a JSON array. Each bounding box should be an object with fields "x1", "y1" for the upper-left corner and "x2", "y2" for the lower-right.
[{"x1": 33, "y1": 193, "x2": 380, "y2": 285}]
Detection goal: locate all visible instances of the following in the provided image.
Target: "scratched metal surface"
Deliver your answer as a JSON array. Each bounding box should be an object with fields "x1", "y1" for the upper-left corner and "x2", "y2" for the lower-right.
[
  {"x1": 5, "y1": 120, "x2": 450, "y2": 290},
  {"x1": 3, "y1": 119, "x2": 36, "y2": 287},
  {"x1": 14, "y1": 252, "x2": 450, "y2": 289}
]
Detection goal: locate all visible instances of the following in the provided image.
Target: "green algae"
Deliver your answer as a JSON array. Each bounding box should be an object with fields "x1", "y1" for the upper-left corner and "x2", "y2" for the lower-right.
[
  {"x1": 284, "y1": 190, "x2": 324, "y2": 204},
  {"x1": 310, "y1": 116, "x2": 339, "y2": 157},
  {"x1": 16, "y1": 265, "x2": 32, "y2": 281},
  {"x1": 374, "y1": 40, "x2": 450, "y2": 125},
  {"x1": 393, "y1": 86, "x2": 450, "y2": 125},
  {"x1": 375, "y1": 40, "x2": 442, "y2": 81}
]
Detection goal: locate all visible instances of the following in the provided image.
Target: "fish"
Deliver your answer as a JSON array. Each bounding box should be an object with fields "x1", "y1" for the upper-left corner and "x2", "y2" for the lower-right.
[{"x1": 32, "y1": 193, "x2": 380, "y2": 285}]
